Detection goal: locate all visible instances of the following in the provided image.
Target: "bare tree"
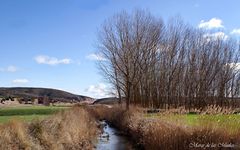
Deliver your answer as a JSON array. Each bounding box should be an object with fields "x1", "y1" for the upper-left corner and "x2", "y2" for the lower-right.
[
  {"x1": 98, "y1": 10, "x2": 163, "y2": 109},
  {"x1": 97, "y1": 10, "x2": 240, "y2": 110}
]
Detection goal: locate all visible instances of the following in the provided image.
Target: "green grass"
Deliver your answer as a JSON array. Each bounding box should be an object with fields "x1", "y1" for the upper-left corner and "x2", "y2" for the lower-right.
[
  {"x1": 0, "y1": 106, "x2": 66, "y2": 116},
  {"x1": 0, "y1": 115, "x2": 48, "y2": 123},
  {"x1": 145, "y1": 113, "x2": 240, "y2": 133},
  {"x1": 0, "y1": 106, "x2": 68, "y2": 123}
]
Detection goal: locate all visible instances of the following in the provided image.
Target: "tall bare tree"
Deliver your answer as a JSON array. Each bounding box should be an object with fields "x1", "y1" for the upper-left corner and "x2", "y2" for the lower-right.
[{"x1": 97, "y1": 10, "x2": 240, "y2": 110}]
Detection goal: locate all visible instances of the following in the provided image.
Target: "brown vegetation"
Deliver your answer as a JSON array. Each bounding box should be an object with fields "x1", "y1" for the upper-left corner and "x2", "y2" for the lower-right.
[
  {"x1": 148, "y1": 104, "x2": 240, "y2": 115},
  {"x1": 89, "y1": 105, "x2": 240, "y2": 150},
  {"x1": 0, "y1": 107, "x2": 98, "y2": 150}
]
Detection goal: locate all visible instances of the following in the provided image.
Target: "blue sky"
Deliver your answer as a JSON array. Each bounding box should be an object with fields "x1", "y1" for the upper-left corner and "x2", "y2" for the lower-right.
[{"x1": 0, "y1": 0, "x2": 240, "y2": 98}]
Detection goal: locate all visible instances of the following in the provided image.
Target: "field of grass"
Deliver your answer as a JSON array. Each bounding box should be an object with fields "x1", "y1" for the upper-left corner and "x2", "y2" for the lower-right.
[
  {"x1": 145, "y1": 113, "x2": 240, "y2": 133},
  {"x1": 0, "y1": 114, "x2": 48, "y2": 123},
  {"x1": 0, "y1": 106, "x2": 68, "y2": 123}
]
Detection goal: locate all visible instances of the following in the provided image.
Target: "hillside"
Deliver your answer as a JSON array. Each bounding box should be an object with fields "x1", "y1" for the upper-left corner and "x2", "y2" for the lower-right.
[{"x1": 0, "y1": 87, "x2": 93, "y2": 103}]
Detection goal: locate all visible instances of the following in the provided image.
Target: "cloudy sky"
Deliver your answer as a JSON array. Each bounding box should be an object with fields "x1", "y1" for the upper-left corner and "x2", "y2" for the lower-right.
[{"x1": 0, "y1": 0, "x2": 240, "y2": 98}]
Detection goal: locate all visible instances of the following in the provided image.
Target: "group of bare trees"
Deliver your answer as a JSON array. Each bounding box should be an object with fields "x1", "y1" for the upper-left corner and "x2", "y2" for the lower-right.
[{"x1": 97, "y1": 10, "x2": 240, "y2": 109}]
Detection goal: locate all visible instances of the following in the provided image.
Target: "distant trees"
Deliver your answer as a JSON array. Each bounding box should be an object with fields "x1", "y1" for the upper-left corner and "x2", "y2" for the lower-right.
[{"x1": 97, "y1": 10, "x2": 240, "y2": 109}]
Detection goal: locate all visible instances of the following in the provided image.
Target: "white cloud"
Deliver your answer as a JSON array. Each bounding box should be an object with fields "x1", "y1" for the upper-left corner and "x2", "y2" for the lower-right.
[
  {"x1": 34, "y1": 55, "x2": 72, "y2": 65},
  {"x1": 0, "y1": 65, "x2": 18, "y2": 72},
  {"x1": 228, "y1": 63, "x2": 240, "y2": 70},
  {"x1": 12, "y1": 79, "x2": 29, "y2": 84},
  {"x1": 85, "y1": 83, "x2": 114, "y2": 98},
  {"x1": 203, "y1": 32, "x2": 228, "y2": 41},
  {"x1": 7, "y1": 66, "x2": 18, "y2": 72},
  {"x1": 198, "y1": 18, "x2": 224, "y2": 29},
  {"x1": 86, "y1": 53, "x2": 107, "y2": 61},
  {"x1": 231, "y1": 29, "x2": 240, "y2": 35}
]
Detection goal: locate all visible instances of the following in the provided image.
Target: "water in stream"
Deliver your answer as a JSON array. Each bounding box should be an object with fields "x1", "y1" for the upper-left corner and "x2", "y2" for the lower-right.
[{"x1": 96, "y1": 120, "x2": 134, "y2": 150}]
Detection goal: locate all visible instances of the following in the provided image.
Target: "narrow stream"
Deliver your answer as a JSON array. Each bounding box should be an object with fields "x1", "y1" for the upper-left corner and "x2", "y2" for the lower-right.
[{"x1": 96, "y1": 120, "x2": 134, "y2": 150}]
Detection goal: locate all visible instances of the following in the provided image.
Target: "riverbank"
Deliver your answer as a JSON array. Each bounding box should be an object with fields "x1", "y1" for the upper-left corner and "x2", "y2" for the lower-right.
[
  {"x1": 0, "y1": 106, "x2": 98, "y2": 150},
  {"x1": 1, "y1": 105, "x2": 240, "y2": 149},
  {"x1": 88, "y1": 105, "x2": 240, "y2": 150}
]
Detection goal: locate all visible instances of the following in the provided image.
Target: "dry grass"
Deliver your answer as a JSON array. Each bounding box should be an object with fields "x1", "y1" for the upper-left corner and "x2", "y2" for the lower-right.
[
  {"x1": 201, "y1": 105, "x2": 238, "y2": 115},
  {"x1": 89, "y1": 105, "x2": 240, "y2": 150},
  {"x1": 0, "y1": 106, "x2": 98, "y2": 150},
  {"x1": 154, "y1": 105, "x2": 239, "y2": 115}
]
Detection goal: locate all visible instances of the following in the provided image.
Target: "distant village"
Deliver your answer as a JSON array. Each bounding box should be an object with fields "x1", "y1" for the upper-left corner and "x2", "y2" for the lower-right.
[{"x1": 0, "y1": 96, "x2": 82, "y2": 106}]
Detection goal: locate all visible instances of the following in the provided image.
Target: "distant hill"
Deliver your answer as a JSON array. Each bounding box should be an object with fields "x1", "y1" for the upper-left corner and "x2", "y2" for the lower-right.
[
  {"x1": 93, "y1": 97, "x2": 124, "y2": 105},
  {"x1": 0, "y1": 87, "x2": 94, "y2": 103}
]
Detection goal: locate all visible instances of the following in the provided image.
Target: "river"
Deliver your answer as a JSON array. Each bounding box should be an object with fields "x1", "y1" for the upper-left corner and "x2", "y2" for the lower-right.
[{"x1": 96, "y1": 120, "x2": 134, "y2": 150}]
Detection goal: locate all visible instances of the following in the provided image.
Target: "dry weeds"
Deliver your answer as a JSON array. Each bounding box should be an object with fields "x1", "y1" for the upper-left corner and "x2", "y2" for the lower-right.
[
  {"x1": 89, "y1": 105, "x2": 240, "y2": 150},
  {"x1": 0, "y1": 106, "x2": 98, "y2": 150}
]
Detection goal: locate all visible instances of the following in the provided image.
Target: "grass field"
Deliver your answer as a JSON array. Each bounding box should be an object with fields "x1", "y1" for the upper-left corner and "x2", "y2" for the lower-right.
[
  {"x1": 145, "y1": 113, "x2": 240, "y2": 133},
  {"x1": 0, "y1": 106, "x2": 68, "y2": 123}
]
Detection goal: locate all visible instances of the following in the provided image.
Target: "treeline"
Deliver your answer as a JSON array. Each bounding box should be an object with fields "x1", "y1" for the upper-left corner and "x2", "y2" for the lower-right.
[{"x1": 98, "y1": 10, "x2": 240, "y2": 109}]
